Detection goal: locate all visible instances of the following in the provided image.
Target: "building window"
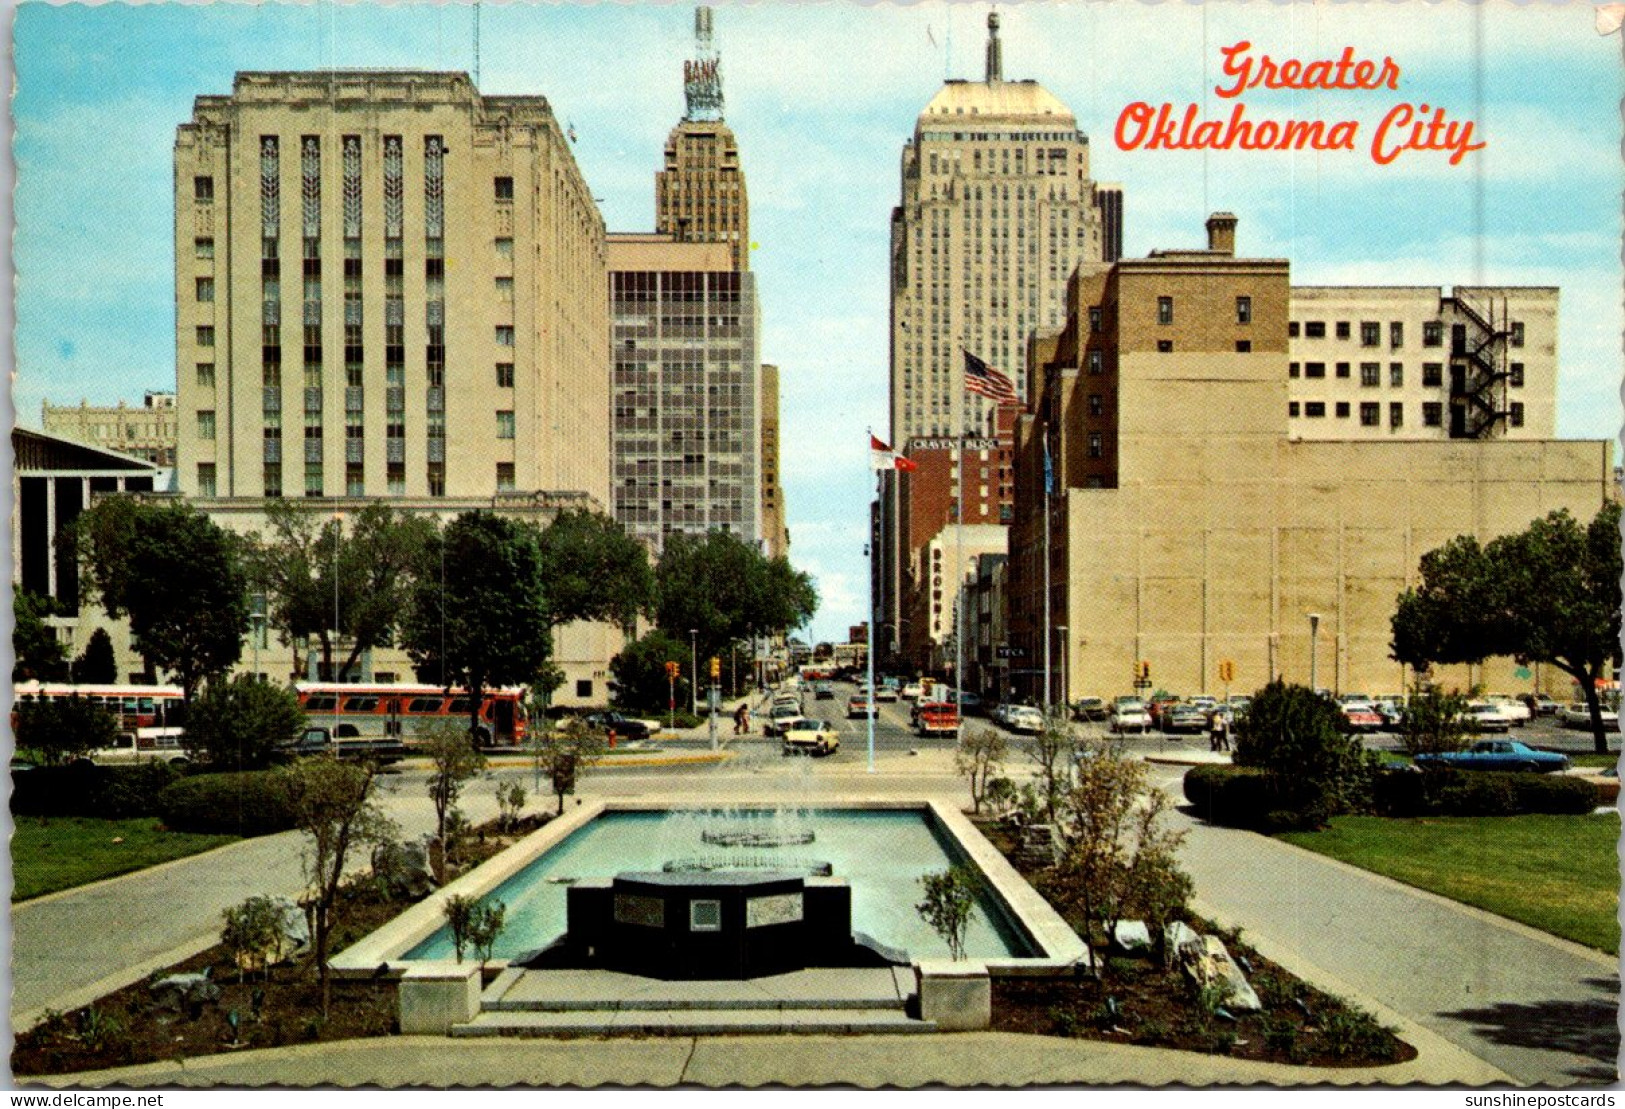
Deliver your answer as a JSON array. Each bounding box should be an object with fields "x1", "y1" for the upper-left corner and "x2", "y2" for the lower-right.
[
  {"x1": 1087, "y1": 350, "x2": 1103, "y2": 374},
  {"x1": 1235, "y1": 340, "x2": 1251, "y2": 353},
  {"x1": 494, "y1": 176, "x2": 514, "y2": 202},
  {"x1": 1336, "y1": 402, "x2": 1351, "y2": 418},
  {"x1": 1288, "y1": 401, "x2": 1300, "y2": 417},
  {"x1": 1304, "y1": 362, "x2": 1325, "y2": 379},
  {"x1": 1304, "y1": 321, "x2": 1325, "y2": 339},
  {"x1": 196, "y1": 363, "x2": 215, "y2": 387},
  {"x1": 1360, "y1": 363, "x2": 1380, "y2": 387},
  {"x1": 497, "y1": 410, "x2": 515, "y2": 439},
  {"x1": 263, "y1": 463, "x2": 282, "y2": 498},
  {"x1": 1288, "y1": 321, "x2": 1300, "y2": 338},
  {"x1": 1289, "y1": 362, "x2": 1300, "y2": 379},
  {"x1": 496, "y1": 326, "x2": 515, "y2": 347},
  {"x1": 1335, "y1": 321, "x2": 1351, "y2": 340},
  {"x1": 1389, "y1": 402, "x2": 1404, "y2": 429},
  {"x1": 1157, "y1": 297, "x2": 1173, "y2": 325},
  {"x1": 1335, "y1": 362, "x2": 1350, "y2": 379},
  {"x1": 1087, "y1": 432, "x2": 1103, "y2": 459},
  {"x1": 496, "y1": 276, "x2": 514, "y2": 303},
  {"x1": 1360, "y1": 321, "x2": 1380, "y2": 347},
  {"x1": 1509, "y1": 362, "x2": 1524, "y2": 388},
  {"x1": 1422, "y1": 363, "x2": 1443, "y2": 387},
  {"x1": 1390, "y1": 363, "x2": 1404, "y2": 387},
  {"x1": 1510, "y1": 402, "x2": 1525, "y2": 428},
  {"x1": 197, "y1": 463, "x2": 216, "y2": 496},
  {"x1": 1390, "y1": 321, "x2": 1404, "y2": 349},
  {"x1": 1304, "y1": 402, "x2": 1325, "y2": 418},
  {"x1": 194, "y1": 176, "x2": 214, "y2": 204},
  {"x1": 195, "y1": 237, "x2": 214, "y2": 261},
  {"x1": 497, "y1": 462, "x2": 516, "y2": 491},
  {"x1": 496, "y1": 362, "x2": 515, "y2": 388},
  {"x1": 198, "y1": 410, "x2": 216, "y2": 440},
  {"x1": 427, "y1": 463, "x2": 445, "y2": 497},
  {"x1": 1423, "y1": 402, "x2": 1443, "y2": 427},
  {"x1": 1360, "y1": 402, "x2": 1380, "y2": 426},
  {"x1": 305, "y1": 462, "x2": 323, "y2": 497},
  {"x1": 1510, "y1": 321, "x2": 1525, "y2": 348},
  {"x1": 1423, "y1": 321, "x2": 1443, "y2": 347},
  {"x1": 1088, "y1": 307, "x2": 1101, "y2": 333},
  {"x1": 387, "y1": 461, "x2": 405, "y2": 496},
  {"x1": 196, "y1": 277, "x2": 215, "y2": 302},
  {"x1": 346, "y1": 464, "x2": 365, "y2": 497},
  {"x1": 1157, "y1": 340, "x2": 1173, "y2": 353},
  {"x1": 197, "y1": 326, "x2": 215, "y2": 347},
  {"x1": 1088, "y1": 393, "x2": 1103, "y2": 417},
  {"x1": 495, "y1": 237, "x2": 514, "y2": 260},
  {"x1": 1236, "y1": 296, "x2": 1252, "y2": 324}
]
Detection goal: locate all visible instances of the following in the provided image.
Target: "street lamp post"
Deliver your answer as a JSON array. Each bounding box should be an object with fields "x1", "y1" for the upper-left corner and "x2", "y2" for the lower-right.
[
  {"x1": 689, "y1": 629, "x2": 699, "y2": 715},
  {"x1": 1054, "y1": 625, "x2": 1069, "y2": 717},
  {"x1": 1308, "y1": 612, "x2": 1322, "y2": 694}
]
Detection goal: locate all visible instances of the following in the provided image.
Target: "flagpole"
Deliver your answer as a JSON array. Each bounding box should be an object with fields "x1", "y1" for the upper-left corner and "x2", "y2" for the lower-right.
[
  {"x1": 1043, "y1": 432, "x2": 1052, "y2": 715},
  {"x1": 956, "y1": 401, "x2": 965, "y2": 744},
  {"x1": 867, "y1": 430, "x2": 877, "y2": 774}
]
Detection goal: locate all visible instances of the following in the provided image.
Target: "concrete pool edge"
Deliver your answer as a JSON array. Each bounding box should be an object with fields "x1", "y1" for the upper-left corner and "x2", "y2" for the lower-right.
[{"x1": 331, "y1": 798, "x2": 1085, "y2": 976}]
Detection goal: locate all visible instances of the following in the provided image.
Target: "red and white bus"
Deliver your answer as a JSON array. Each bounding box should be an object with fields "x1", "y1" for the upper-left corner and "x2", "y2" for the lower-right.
[
  {"x1": 12, "y1": 682, "x2": 185, "y2": 747},
  {"x1": 294, "y1": 682, "x2": 530, "y2": 748}
]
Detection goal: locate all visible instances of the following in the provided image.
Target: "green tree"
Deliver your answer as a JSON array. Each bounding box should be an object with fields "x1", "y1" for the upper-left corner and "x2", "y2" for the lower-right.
[
  {"x1": 955, "y1": 726, "x2": 1008, "y2": 815},
  {"x1": 278, "y1": 756, "x2": 396, "y2": 1016},
  {"x1": 184, "y1": 675, "x2": 307, "y2": 771},
  {"x1": 609, "y1": 630, "x2": 691, "y2": 713},
  {"x1": 14, "y1": 695, "x2": 119, "y2": 765},
  {"x1": 530, "y1": 719, "x2": 607, "y2": 814},
  {"x1": 1022, "y1": 712, "x2": 1075, "y2": 823},
  {"x1": 71, "y1": 628, "x2": 118, "y2": 684},
  {"x1": 536, "y1": 508, "x2": 652, "y2": 630},
  {"x1": 423, "y1": 722, "x2": 487, "y2": 869},
  {"x1": 915, "y1": 866, "x2": 979, "y2": 961},
  {"x1": 654, "y1": 530, "x2": 817, "y2": 660},
  {"x1": 1045, "y1": 739, "x2": 1191, "y2": 975},
  {"x1": 75, "y1": 498, "x2": 249, "y2": 701},
  {"x1": 1234, "y1": 680, "x2": 1371, "y2": 825},
  {"x1": 1392, "y1": 503, "x2": 1622, "y2": 754},
  {"x1": 402, "y1": 512, "x2": 551, "y2": 738},
  {"x1": 13, "y1": 589, "x2": 70, "y2": 682},
  {"x1": 1398, "y1": 685, "x2": 1470, "y2": 757}
]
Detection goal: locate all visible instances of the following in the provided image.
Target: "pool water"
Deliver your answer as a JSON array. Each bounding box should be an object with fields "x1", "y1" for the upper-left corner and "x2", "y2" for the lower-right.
[{"x1": 405, "y1": 808, "x2": 1034, "y2": 961}]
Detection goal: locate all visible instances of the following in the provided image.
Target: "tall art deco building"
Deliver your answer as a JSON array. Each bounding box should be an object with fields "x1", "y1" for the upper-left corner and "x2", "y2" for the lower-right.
[{"x1": 889, "y1": 12, "x2": 1120, "y2": 442}]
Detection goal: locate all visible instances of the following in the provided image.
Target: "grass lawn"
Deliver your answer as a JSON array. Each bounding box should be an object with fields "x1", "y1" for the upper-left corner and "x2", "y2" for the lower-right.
[
  {"x1": 12, "y1": 817, "x2": 239, "y2": 902},
  {"x1": 1280, "y1": 813, "x2": 1620, "y2": 954},
  {"x1": 1567, "y1": 753, "x2": 1619, "y2": 770}
]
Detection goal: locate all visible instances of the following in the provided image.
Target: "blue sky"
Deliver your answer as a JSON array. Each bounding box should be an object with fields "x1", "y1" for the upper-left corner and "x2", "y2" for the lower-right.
[{"x1": 12, "y1": 1, "x2": 1622, "y2": 643}]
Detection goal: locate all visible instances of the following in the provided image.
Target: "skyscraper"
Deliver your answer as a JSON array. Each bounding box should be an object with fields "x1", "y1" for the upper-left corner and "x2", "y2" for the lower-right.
[
  {"x1": 889, "y1": 11, "x2": 1116, "y2": 442},
  {"x1": 655, "y1": 7, "x2": 750, "y2": 271}
]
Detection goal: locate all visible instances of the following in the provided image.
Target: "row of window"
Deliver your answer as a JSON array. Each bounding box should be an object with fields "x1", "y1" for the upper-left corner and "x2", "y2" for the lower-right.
[
  {"x1": 1288, "y1": 400, "x2": 1526, "y2": 428},
  {"x1": 1290, "y1": 318, "x2": 1526, "y2": 348},
  {"x1": 1289, "y1": 361, "x2": 1526, "y2": 388},
  {"x1": 1156, "y1": 296, "x2": 1253, "y2": 326}
]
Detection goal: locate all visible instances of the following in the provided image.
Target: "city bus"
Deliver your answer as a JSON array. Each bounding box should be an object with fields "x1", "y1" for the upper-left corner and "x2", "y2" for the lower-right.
[
  {"x1": 11, "y1": 682, "x2": 185, "y2": 748},
  {"x1": 293, "y1": 682, "x2": 530, "y2": 749}
]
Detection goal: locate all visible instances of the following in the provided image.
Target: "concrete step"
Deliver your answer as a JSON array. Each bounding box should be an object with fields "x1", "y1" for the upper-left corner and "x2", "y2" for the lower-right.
[
  {"x1": 451, "y1": 1007, "x2": 936, "y2": 1037},
  {"x1": 484, "y1": 967, "x2": 915, "y2": 1014}
]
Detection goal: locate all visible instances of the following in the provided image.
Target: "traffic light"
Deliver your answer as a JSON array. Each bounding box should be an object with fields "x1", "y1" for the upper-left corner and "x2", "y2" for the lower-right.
[
  {"x1": 709, "y1": 657, "x2": 721, "y2": 681},
  {"x1": 1219, "y1": 660, "x2": 1235, "y2": 683},
  {"x1": 1138, "y1": 660, "x2": 1151, "y2": 681},
  {"x1": 665, "y1": 661, "x2": 679, "y2": 680}
]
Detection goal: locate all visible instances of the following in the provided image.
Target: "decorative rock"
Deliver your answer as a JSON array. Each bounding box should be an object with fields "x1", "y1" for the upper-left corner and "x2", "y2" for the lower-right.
[
  {"x1": 1163, "y1": 920, "x2": 1203, "y2": 964},
  {"x1": 372, "y1": 836, "x2": 437, "y2": 899},
  {"x1": 1112, "y1": 920, "x2": 1153, "y2": 953},
  {"x1": 149, "y1": 971, "x2": 221, "y2": 1011},
  {"x1": 1176, "y1": 934, "x2": 1263, "y2": 1012},
  {"x1": 266, "y1": 896, "x2": 310, "y2": 960}
]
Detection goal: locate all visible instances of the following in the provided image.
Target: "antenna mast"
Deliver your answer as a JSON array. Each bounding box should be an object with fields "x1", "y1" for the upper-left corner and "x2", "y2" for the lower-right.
[
  {"x1": 473, "y1": 0, "x2": 482, "y2": 88},
  {"x1": 683, "y1": 6, "x2": 724, "y2": 122}
]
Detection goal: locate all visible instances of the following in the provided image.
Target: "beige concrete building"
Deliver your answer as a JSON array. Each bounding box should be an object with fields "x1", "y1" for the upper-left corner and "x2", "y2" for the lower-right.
[
  {"x1": 912, "y1": 522, "x2": 1008, "y2": 674},
  {"x1": 174, "y1": 70, "x2": 608, "y2": 506},
  {"x1": 1010, "y1": 214, "x2": 1613, "y2": 702},
  {"x1": 607, "y1": 233, "x2": 760, "y2": 554},
  {"x1": 759, "y1": 363, "x2": 789, "y2": 558},
  {"x1": 889, "y1": 11, "x2": 1118, "y2": 443},
  {"x1": 42, "y1": 393, "x2": 179, "y2": 468},
  {"x1": 1287, "y1": 286, "x2": 1557, "y2": 441}
]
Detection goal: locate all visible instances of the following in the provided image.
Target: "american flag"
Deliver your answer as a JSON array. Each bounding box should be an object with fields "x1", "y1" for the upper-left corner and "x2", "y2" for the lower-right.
[{"x1": 963, "y1": 350, "x2": 1018, "y2": 404}]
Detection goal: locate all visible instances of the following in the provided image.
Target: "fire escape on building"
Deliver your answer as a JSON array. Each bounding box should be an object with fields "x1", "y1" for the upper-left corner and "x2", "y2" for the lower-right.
[{"x1": 1447, "y1": 292, "x2": 1514, "y2": 439}]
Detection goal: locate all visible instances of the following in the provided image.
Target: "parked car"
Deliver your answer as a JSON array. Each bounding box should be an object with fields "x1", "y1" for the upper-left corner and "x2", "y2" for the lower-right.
[
  {"x1": 578, "y1": 711, "x2": 654, "y2": 742},
  {"x1": 1414, "y1": 739, "x2": 1571, "y2": 774},
  {"x1": 781, "y1": 721, "x2": 840, "y2": 757},
  {"x1": 764, "y1": 702, "x2": 809, "y2": 737},
  {"x1": 1560, "y1": 702, "x2": 1620, "y2": 729},
  {"x1": 1109, "y1": 697, "x2": 1152, "y2": 734},
  {"x1": 916, "y1": 701, "x2": 960, "y2": 737},
  {"x1": 1147, "y1": 696, "x2": 1181, "y2": 729},
  {"x1": 1459, "y1": 702, "x2": 1514, "y2": 733},
  {"x1": 1160, "y1": 703, "x2": 1208, "y2": 735},
  {"x1": 1072, "y1": 696, "x2": 1109, "y2": 722},
  {"x1": 1003, "y1": 705, "x2": 1045, "y2": 735},
  {"x1": 847, "y1": 694, "x2": 875, "y2": 719},
  {"x1": 1526, "y1": 693, "x2": 1561, "y2": 717},
  {"x1": 952, "y1": 691, "x2": 985, "y2": 715},
  {"x1": 1573, "y1": 765, "x2": 1619, "y2": 805},
  {"x1": 1339, "y1": 701, "x2": 1384, "y2": 734},
  {"x1": 1484, "y1": 694, "x2": 1531, "y2": 724}
]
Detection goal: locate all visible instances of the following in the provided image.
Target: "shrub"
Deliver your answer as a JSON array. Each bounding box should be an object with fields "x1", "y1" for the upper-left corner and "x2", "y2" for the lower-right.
[
  {"x1": 157, "y1": 770, "x2": 297, "y2": 836},
  {"x1": 1234, "y1": 680, "x2": 1373, "y2": 821},
  {"x1": 1373, "y1": 767, "x2": 1599, "y2": 817},
  {"x1": 1512, "y1": 773, "x2": 1600, "y2": 815},
  {"x1": 14, "y1": 696, "x2": 120, "y2": 766},
  {"x1": 1438, "y1": 774, "x2": 1519, "y2": 817},
  {"x1": 11, "y1": 760, "x2": 182, "y2": 819},
  {"x1": 184, "y1": 676, "x2": 306, "y2": 771},
  {"x1": 916, "y1": 866, "x2": 979, "y2": 961}
]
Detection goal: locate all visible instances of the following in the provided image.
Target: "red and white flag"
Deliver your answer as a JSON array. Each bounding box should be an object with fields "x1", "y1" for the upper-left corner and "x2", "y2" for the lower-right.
[{"x1": 870, "y1": 434, "x2": 918, "y2": 472}]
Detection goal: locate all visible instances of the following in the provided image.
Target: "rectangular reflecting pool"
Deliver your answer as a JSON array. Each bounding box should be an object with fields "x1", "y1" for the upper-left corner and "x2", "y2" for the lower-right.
[{"x1": 405, "y1": 808, "x2": 1038, "y2": 961}]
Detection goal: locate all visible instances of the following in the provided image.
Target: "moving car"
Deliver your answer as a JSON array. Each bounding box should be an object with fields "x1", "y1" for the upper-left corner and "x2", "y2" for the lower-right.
[
  {"x1": 847, "y1": 694, "x2": 876, "y2": 719},
  {"x1": 577, "y1": 711, "x2": 655, "y2": 742},
  {"x1": 764, "y1": 702, "x2": 809, "y2": 737},
  {"x1": 873, "y1": 684, "x2": 899, "y2": 703},
  {"x1": 781, "y1": 721, "x2": 840, "y2": 757},
  {"x1": 813, "y1": 682, "x2": 836, "y2": 700},
  {"x1": 1003, "y1": 705, "x2": 1045, "y2": 735},
  {"x1": 1414, "y1": 739, "x2": 1571, "y2": 774},
  {"x1": 1109, "y1": 698, "x2": 1152, "y2": 734},
  {"x1": 915, "y1": 701, "x2": 960, "y2": 737},
  {"x1": 901, "y1": 682, "x2": 924, "y2": 701}
]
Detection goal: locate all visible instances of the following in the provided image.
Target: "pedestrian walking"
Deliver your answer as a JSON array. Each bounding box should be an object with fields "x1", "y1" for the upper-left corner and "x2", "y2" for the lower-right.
[
  {"x1": 733, "y1": 703, "x2": 748, "y2": 736},
  {"x1": 1209, "y1": 710, "x2": 1230, "y2": 752}
]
